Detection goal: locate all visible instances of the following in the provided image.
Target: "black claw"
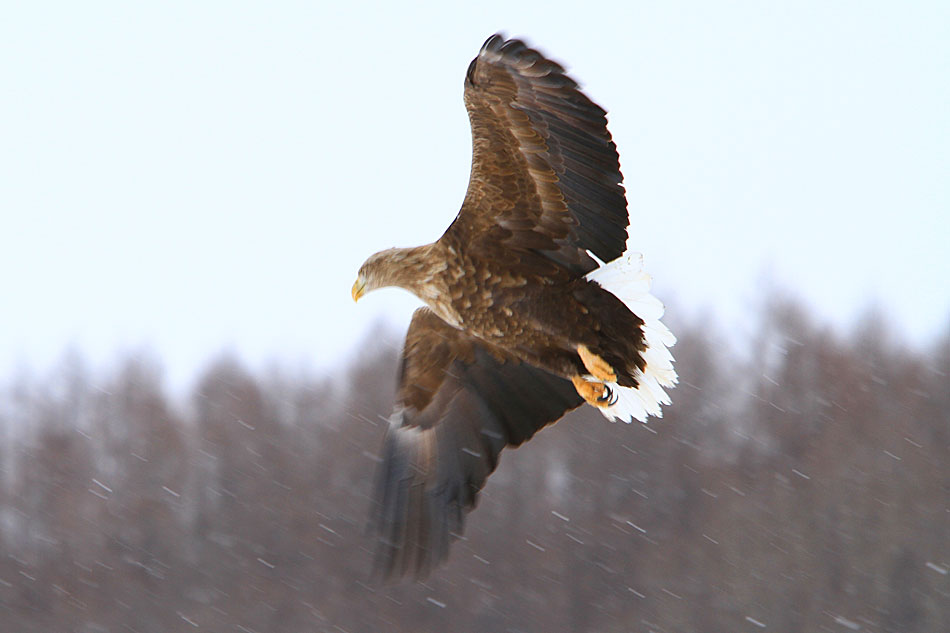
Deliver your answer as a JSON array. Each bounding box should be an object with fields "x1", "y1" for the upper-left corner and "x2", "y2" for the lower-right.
[{"x1": 597, "y1": 385, "x2": 618, "y2": 406}]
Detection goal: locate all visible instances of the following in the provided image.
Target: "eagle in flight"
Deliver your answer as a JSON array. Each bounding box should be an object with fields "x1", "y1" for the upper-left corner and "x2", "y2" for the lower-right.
[{"x1": 352, "y1": 34, "x2": 677, "y2": 578}]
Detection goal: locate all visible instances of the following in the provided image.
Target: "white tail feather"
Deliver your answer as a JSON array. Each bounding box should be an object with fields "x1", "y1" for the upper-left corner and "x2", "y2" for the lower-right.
[{"x1": 585, "y1": 253, "x2": 678, "y2": 423}]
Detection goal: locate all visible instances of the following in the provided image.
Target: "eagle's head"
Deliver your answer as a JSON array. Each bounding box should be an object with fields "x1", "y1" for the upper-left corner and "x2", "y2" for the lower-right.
[
  {"x1": 353, "y1": 249, "x2": 391, "y2": 302},
  {"x1": 352, "y1": 247, "x2": 423, "y2": 302},
  {"x1": 353, "y1": 245, "x2": 445, "y2": 303}
]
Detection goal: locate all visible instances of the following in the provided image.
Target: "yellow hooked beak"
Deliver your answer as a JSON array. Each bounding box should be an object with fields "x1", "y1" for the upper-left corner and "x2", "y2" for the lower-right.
[{"x1": 351, "y1": 277, "x2": 366, "y2": 302}]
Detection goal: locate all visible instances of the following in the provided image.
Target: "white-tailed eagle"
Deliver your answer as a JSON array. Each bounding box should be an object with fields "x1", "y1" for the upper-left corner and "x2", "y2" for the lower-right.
[{"x1": 352, "y1": 34, "x2": 677, "y2": 578}]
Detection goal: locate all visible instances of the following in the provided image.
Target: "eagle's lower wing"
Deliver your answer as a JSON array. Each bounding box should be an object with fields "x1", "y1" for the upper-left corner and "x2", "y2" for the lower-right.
[
  {"x1": 444, "y1": 34, "x2": 629, "y2": 277},
  {"x1": 370, "y1": 308, "x2": 583, "y2": 578}
]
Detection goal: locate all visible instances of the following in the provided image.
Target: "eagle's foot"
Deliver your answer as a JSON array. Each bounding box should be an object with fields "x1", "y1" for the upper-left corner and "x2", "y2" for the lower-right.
[
  {"x1": 572, "y1": 376, "x2": 616, "y2": 408},
  {"x1": 577, "y1": 344, "x2": 617, "y2": 383}
]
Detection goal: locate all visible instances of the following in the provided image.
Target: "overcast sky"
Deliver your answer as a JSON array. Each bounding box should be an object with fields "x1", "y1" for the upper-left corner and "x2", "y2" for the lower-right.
[{"x1": 2, "y1": 1, "x2": 948, "y2": 391}]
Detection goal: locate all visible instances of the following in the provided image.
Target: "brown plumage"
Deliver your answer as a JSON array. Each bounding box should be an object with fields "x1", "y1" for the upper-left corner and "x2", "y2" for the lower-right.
[{"x1": 353, "y1": 34, "x2": 677, "y2": 579}]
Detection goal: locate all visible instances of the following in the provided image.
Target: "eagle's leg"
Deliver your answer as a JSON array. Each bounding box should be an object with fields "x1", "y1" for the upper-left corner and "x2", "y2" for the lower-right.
[
  {"x1": 571, "y1": 375, "x2": 616, "y2": 409},
  {"x1": 577, "y1": 344, "x2": 617, "y2": 383}
]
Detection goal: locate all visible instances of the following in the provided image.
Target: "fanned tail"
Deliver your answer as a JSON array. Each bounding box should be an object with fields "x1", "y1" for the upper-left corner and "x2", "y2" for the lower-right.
[{"x1": 585, "y1": 253, "x2": 677, "y2": 423}]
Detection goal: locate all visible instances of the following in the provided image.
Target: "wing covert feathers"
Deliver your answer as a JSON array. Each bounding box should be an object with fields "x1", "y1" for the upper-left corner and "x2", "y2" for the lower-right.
[
  {"x1": 370, "y1": 308, "x2": 583, "y2": 578},
  {"x1": 450, "y1": 34, "x2": 629, "y2": 277}
]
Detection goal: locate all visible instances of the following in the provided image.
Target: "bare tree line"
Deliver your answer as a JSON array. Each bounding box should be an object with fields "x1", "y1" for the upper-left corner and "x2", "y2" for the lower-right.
[{"x1": 0, "y1": 295, "x2": 947, "y2": 632}]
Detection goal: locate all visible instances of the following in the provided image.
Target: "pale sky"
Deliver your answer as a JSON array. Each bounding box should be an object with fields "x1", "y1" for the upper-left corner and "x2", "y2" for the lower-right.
[{"x1": 2, "y1": 1, "x2": 948, "y2": 391}]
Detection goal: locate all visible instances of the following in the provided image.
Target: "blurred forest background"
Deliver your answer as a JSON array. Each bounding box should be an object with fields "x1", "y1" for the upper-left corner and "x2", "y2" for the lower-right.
[{"x1": 0, "y1": 294, "x2": 947, "y2": 633}]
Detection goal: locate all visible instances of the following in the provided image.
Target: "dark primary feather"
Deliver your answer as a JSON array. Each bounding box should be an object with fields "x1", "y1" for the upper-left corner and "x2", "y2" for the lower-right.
[
  {"x1": 446, "y1": 33, "x2": 629, "y2": 277},
  {"x1": 370, "y1": 309, "x2": 583, "y2": 578}
]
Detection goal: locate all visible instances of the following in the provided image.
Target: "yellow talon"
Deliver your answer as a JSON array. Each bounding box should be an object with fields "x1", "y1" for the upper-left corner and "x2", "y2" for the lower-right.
[
  {"x1": 577, "y1": 344, "x2": 616, "y2": 383},
  {"x1": 572, "y1": 376, "x2": 613, "y2": 409}
]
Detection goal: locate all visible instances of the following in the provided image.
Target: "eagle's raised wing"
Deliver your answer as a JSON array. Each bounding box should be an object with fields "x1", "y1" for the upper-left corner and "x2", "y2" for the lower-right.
[
  {"x1": 370, "y1": 308, "x2": 583, "y2": 578},
  {"x1": 443, "y1": 34, "x2": 629, "y2": 277}
]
